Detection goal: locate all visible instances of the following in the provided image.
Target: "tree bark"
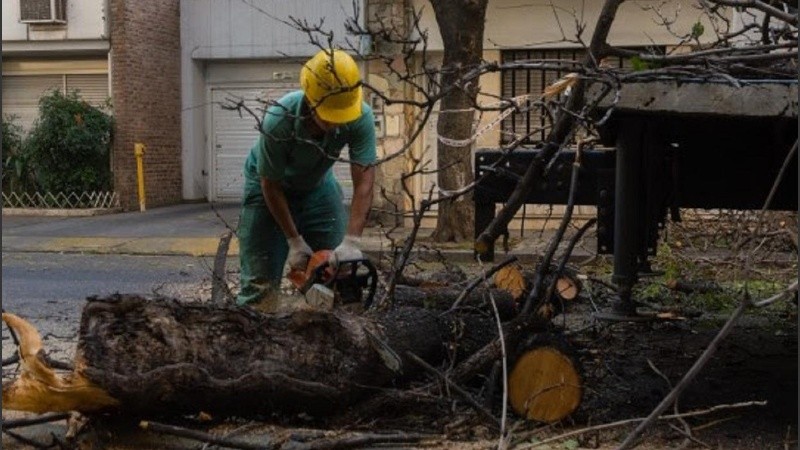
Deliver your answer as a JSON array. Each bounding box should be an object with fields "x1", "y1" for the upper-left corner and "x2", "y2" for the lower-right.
[
  {"x1": 76, "y1": 295, "x2": 447, "y2": 416},
  {"x1": 3, "y1": 294, "x2": 504, "y2": 417},
  {"x1": 428, "y1": 0, "x2": 488, "y2": 242}
]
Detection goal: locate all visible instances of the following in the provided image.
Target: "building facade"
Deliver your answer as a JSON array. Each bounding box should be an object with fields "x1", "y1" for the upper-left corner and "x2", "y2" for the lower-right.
[
  {"x1": 2, "y1": 0, "x2": 182, "y2": 210},
  {"x1": 4, "y1": 0, "x2": 720, "y2": 216},
  {"x1": 2, "y1": 0, "x2": 110, "y2": 132}
]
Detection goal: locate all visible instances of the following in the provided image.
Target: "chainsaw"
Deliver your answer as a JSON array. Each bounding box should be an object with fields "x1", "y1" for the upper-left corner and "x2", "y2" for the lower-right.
[{"x1": 288, "y1": 250, "x2": 378, "y2": 309}]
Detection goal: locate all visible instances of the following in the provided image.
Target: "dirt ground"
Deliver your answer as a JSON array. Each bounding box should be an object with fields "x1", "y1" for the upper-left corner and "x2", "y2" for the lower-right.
[
  {"x1": 564, "y1": 297, "x2": 798, "y2": 449},
  {"x1": 2, "y1": 256, "x2": 797, "y2": 450}
]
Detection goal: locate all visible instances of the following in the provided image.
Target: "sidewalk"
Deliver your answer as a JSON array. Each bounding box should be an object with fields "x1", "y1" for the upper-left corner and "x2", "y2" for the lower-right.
[{"x1": 2, "y1": 203, "x2": 576, "y2": 263}]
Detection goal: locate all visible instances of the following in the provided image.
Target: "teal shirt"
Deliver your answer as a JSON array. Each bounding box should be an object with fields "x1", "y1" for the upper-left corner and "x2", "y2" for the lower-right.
[{"x1": 243, "y1": 90, "x2": 376, "y2": 204}]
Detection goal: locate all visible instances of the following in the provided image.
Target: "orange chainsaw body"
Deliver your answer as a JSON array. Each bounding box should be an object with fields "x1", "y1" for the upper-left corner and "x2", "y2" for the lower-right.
[
  {"x1": 287, "y1": 250, "x2": 378, "y2": 308},
  {"x1": 287, "y1": 250, "x2": 335, "y2": 290}
]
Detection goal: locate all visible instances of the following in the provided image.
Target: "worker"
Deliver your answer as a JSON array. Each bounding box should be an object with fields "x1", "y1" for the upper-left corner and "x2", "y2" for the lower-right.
[{"x1": 237, "y1": 49, "x2": 376, "y2": 306}]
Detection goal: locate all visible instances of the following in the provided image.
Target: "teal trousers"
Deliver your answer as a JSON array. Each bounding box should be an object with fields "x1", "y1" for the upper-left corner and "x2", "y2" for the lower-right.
[{"x1": 237, "y1": 175, "x2": 347, "y2": 305}]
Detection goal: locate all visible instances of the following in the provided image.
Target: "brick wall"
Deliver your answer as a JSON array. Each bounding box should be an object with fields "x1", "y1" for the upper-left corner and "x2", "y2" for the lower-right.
[{"x1": 110, "y1": 0, "x2": 182, "y2": 210}]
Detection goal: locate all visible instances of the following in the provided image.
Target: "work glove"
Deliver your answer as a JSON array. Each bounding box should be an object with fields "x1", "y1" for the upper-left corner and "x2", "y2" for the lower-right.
[
  {"x1": 287, "y1": 235, "x2": 313, "y2": 271},
  {"x1": 329, "y1": 235, "x2": 363, "y2": 267}
]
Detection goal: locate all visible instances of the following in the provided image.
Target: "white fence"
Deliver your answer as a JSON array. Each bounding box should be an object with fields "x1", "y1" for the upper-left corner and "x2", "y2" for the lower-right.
[{"x1": 2, "y1": 191, "x2": 120, "y2": 209}]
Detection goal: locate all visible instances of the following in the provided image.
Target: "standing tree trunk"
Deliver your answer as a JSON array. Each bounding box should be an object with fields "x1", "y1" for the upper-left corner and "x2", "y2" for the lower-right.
[{"x1": 429, "y1": 0, "x2": 488, "y2": 242}]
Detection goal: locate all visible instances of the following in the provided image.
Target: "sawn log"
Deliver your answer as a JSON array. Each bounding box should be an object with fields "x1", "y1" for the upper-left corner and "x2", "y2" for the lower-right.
[{"x1": 2, "y1": 293, "x2": 497, "y2": 417}]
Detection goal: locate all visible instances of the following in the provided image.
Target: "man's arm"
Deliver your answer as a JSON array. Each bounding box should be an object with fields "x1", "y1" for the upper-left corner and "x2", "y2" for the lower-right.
[
  {"x1": 346, "y1": 163, "x2": 375, "y2": 236},
  {"x1": 261, "y1": 178, "x2": 299, "y2": 239}
]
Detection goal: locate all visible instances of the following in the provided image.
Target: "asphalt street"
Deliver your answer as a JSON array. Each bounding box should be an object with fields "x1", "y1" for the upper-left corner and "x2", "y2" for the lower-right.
[{"x1": 1, "y1": 252, "x2": 221, "y2": 362}]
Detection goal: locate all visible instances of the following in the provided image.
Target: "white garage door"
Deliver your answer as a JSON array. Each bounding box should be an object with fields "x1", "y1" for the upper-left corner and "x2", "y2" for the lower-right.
[
  {"x1": 2, "y1": 74, "x2": 109, "y2": 132},
  {"x1": 211, "y1": 86, "x2": 355, "y2": 203}
]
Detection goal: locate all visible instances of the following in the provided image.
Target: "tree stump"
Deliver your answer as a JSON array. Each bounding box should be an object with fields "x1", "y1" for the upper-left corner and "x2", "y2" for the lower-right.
[{"x1": 507, "y1": 341, "x2": 582, "y2": 423}]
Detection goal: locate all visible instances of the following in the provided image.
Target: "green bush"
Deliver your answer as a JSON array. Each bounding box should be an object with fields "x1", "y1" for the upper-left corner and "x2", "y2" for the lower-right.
[
  {"x1": 1, "y1": 115, "x2": 35, "y2": 193},
  {"x1": 24, "y1": 90, "x2": 113, "y2": 193}
]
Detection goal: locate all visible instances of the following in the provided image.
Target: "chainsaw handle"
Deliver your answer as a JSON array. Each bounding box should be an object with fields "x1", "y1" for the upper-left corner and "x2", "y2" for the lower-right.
[
  {"x1": 308, "y1": 258, "x2": 378, "y2": 309},
  {"x1": 352, "y1": 258, "x2": 378, "y2": 309}
]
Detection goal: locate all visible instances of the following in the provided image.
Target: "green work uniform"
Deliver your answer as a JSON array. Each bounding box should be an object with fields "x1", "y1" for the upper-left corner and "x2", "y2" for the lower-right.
[{"x1": 237, "y1": 90, "x2": 376, "y2": 305}]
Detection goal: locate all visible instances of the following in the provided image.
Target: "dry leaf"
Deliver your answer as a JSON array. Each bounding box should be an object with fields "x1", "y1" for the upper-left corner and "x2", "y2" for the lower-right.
[{"x1": 543, "y1": 73, "x2": 579, "y2": 99}]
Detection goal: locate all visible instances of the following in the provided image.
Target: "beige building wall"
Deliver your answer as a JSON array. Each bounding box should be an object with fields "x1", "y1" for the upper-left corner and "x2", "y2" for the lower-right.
[
  {"x1": 398, "y1": 0, "x2": 723, "y2": 229},
  {"x1": 411, "y1": 0, "x2": 719, "y2": 50},
  {"x1": 404, "y1": 47, "x2": 593, "y2": 230}
]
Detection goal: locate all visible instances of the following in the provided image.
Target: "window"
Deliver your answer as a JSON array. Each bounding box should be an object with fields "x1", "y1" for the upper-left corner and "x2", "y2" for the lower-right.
[
  {"x1": 500, "y1": 48, "x2": 663, "y2": 145},
  {"x1": 19, "y1": 0, "x2": 66, "y2": 24}
]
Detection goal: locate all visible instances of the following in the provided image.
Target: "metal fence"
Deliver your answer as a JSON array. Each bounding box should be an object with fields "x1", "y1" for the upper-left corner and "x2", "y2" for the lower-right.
[{"x1": 2, "y1": 191, "x2": 120, "y2": 209}]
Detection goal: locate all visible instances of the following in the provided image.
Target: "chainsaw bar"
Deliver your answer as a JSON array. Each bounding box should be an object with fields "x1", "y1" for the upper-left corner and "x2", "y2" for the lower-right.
[{"x1": 302, "y1": 258, "x2": 378, "y2": 309}]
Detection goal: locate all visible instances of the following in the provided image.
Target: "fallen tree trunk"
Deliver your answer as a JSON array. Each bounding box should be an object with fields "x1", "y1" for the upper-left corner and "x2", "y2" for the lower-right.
[
  {"x1": 4, "y1": 292, "x2": 583, "y2": 423},
  {"x1": 80, "y1": 294, "x2": 451, "y2": 416},
  {"x1": 3, "y1": 294, "x2": 498, "y2": 417}
]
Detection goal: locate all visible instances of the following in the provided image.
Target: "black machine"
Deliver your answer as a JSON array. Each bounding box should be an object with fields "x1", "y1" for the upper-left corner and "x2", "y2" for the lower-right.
[{"x1": 474, "y1": 79, "x2": 798, "y2": 318}]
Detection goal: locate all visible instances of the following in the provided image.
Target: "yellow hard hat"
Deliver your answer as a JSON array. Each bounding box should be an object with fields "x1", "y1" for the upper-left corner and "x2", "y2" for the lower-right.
[{"x1": 300, "y1": 49, "x2": 363, "y2": 124}]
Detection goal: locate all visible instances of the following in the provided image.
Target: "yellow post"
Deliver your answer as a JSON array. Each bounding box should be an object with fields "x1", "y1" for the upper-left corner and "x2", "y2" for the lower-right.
[{"x1": 134, "y1": 143, "x2": 146, "y2": 212}]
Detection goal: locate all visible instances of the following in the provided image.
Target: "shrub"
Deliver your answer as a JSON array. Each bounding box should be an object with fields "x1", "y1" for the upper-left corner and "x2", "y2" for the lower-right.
[
  {"x1": 24, "y1": 90, "x2": 113, "y2": 193},
  {"x1": 1, "y1": 116, "x2": 35, "y2": 193}
]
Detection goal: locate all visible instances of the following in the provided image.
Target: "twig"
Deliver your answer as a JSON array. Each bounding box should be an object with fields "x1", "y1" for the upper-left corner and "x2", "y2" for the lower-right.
[
  {"x1": 753, "y1": 280, "x2": 799, "y2": 307},
  {"x1": 212, "y1": 230, "x2": 235, "y2": 305},
  {"x1": 140, "y1": 420, "x2": 270, "y2": 450},
  {"x1": 2, "y1": 353, "x2": 20, "y2": 366},
  {"x1": 704, "y1": 0, "x2": 798, "y2": 25},
  {"x1": 617, "y1": 296, "x2": 752, "y2": 449},
  {"x1": 784, "y1": 425, "x2": 794, "y2": 450},
  {"x1": 691, "y1": 415, "x2": 739, "y2": 432},
  {"x1": 521, "y1": 158, "x2": 585, "y2": 316},
  {"x1": 2, "y1": 350, "x2": 73, "y2": 371},
  {"x1": 43, "y1": 354, "x2": 74, "y2": 372},
  {"x1": 752, "y1": 140, "x2": 798, "y2": 244},
  {"x1": 588, "y1": 276, "x2": 618, "y2": 292},
  {"x1": 448, "y1": 256, "x2": 518, "y2": 312},
  {"x1": 201, "y1": 423, "x2": 264, "y2": 450},
  {"x1": 2, "y1": 412, "x2": 70, "y2": 430},
  {"x1": 1, "y1": 429, "x2": 56, "y2": 449},
  {"x1": 544, "y1": 218, "x2": 597, "y2": 311},
  {"x1": 281, "y1": 431, "x2": 435, "y2": 450},
  {"x1": 485, "y1": 286, "x2": 509, "y2": 444},
  {"x1": 668, "y1": 423, "x2": 712, "y2": 449},
  {"x1": 647, "y1": 359, "x2": 693, "y2": 448},
  {"x1": 405, "y1": 351, "x2": 501, "y2": 430},
  {"x1": 516, "y1": 400, "x2": 766, "y2": 449}
]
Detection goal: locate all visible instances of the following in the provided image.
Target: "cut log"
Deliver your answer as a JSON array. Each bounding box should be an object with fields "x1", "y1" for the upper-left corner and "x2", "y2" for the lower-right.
[
  {"x1": 548, "y1": 270, "x2": 583, "y2": 317},
  {"x1": 3, "y1": 294, "x2": 501, "y2": 417},
  {"x1": 493, "y1": 265, "x2": 583, "y2": 312},
  {"x1": 493, "y1": 265, "x2": 526, "y2": 300},
  {"x1": 554, "y1": 272, "x2": 581, "y2": 302},
  {"x1": 507, "y1": 342, "x2": 582, "y2": 423}
]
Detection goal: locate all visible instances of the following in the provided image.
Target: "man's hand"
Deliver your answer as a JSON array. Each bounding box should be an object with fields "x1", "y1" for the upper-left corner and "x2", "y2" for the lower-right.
[
  {"x1": 287, "y1": 236, "x2": 313, "y2": 271},
  {"x1": 330, "y1": 235, "x2": 363, "y2": 267}
]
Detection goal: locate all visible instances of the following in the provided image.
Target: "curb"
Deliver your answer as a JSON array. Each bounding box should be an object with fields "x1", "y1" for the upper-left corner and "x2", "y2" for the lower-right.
[
  {"x1": 2, "y1": 207, "x2": 123, "y2": 217},
  {"x1": 2, "y1": 236, "x2": 239, "y2": 258},
  {"x1": 1, "y1": 235, "x2": 594, "y2": 265}
]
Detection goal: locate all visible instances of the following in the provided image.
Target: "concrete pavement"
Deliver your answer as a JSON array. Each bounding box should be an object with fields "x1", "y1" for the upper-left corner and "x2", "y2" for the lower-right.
[
  {"x1": 1, "y1": 202, "x2": 584, "y2": 263},
  {"x1": 3, "y1": 203, "x2": 242, "y2": 257}
]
